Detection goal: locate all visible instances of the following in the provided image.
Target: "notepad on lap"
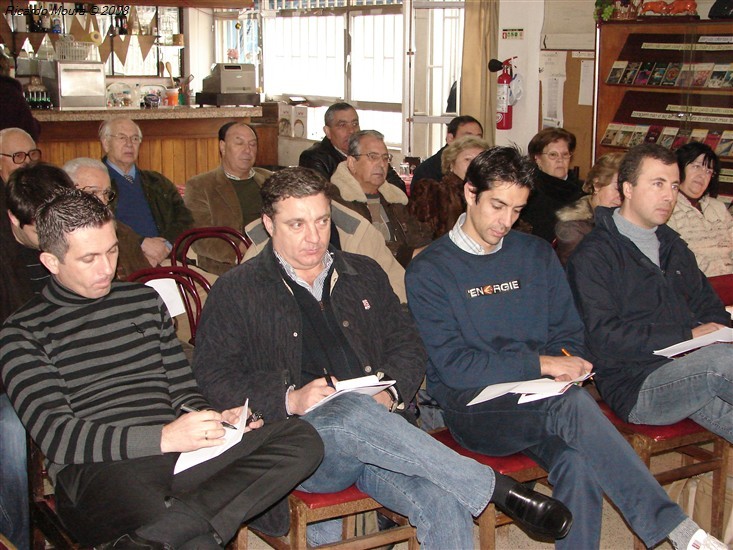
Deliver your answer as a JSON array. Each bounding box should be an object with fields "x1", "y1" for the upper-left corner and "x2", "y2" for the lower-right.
[{"x1": 303, "y1": 375, "x2": 396, "y2": 413}]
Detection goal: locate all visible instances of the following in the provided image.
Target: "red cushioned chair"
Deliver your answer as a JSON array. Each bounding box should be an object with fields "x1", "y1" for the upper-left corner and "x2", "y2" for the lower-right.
[
  {"x1": 246, "y1": 485, "x2": 418, "y2": 550},
  {"x1": 708, "y1": 274, "x2": 733, "y2": 306},
  {"x1": 430, "y1": 428, "x2": 548, "y2": 550},
  {"x1": 170, "y1": 227, "x2": 251, "y2": 269},
  {"x1": 597, "y1": 401, "x2": 729, "y2": 550}
]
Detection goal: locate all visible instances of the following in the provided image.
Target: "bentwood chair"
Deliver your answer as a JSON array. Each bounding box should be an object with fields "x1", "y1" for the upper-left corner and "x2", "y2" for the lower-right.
[
  {"x1": 127, "y1": 265, "x2": 211, "y2": 345},
  {"x1": 429, "y1": 428, "x2": 549, "y2": 550},
  {"x1": 171, "y1": 227, "x2": 251, "y2": 268},
  {"x1": 246, "y1": 485, "x2": 418, "y2": 550}
]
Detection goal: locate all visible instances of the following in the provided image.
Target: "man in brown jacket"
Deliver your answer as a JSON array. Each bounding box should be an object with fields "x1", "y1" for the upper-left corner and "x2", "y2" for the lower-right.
[
  {"x1": 330, "y1": 130, "x2": 432, "y2": 267},
  {"x1": 184, "y1": 122, "x2": 271, "y2": 275}
]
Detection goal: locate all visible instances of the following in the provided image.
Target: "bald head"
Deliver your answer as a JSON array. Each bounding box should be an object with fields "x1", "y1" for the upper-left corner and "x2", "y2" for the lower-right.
[
  {"x1": 64, "y1": 157, "x2": 116, "y2": 205},
  {"x1": 0, "y1": 128, "x2": 38, "y2": 183}
]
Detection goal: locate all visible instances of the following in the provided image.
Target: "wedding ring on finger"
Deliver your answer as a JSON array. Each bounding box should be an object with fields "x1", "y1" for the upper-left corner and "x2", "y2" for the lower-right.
[{"x1": 204, "y1": 430, "x2": 208, "y2": 441}]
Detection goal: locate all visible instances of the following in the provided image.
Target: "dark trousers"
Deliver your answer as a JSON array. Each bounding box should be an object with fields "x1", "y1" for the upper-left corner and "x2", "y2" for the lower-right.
[
  {"x1": 55, "y1": 419, "x2": 323, "y2": 546},
  {"x1": 442, "y1": 385, "x2": 686, "y2": 549}
]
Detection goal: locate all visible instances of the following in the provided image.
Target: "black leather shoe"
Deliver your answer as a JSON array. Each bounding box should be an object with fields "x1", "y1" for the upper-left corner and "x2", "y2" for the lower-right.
[
  {"x1": 497, "y1": 484, "x2": 573, "y2": 540},
  {"x1": 105, "y1": 533, "x2": 173, "y2": 550}
]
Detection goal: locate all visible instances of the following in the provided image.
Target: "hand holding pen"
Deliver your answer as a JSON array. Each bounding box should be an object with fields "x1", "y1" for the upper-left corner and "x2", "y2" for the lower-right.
[{"x1": 181, "y1": 404, "x2": 238, "y2": 430}]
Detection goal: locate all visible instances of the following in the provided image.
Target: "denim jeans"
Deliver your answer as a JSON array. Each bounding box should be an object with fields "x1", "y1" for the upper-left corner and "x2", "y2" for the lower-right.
[
  {"x1": 0, "y1": 394, "x2": 29, "y2": 550},
  {"x1": 441, "y1": 385, "x2": 686, "y2": 549},
  {"x1": 629, "y1": 343, "x2": 733, "y2": 443},
  {"x1": 299, "y1": 392, "x2": 494, "y2": 549}
]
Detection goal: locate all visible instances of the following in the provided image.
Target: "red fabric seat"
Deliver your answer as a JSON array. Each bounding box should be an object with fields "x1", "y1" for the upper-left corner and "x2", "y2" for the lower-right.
[
  {"x1": 597, "y1": 401, "x2": 707, "y2": 440},
  {"x1": 291, "y1": 486, "x2": 371, "y2": 510},
  {"x1": 430, "y1": 428, "x2": 542, "y2": 474}
]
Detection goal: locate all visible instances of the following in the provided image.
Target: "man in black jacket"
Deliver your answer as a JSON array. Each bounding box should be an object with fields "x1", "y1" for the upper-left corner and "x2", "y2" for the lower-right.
[
  {"x1": 299, "y1": 102, "x2": 407, "y2": 193},
  {"x1": 194, "y1": 167, "x2": 572, "y2": 549},
  {"x1": 567, "y1": 143, "x2": 733, "y2": 447}
]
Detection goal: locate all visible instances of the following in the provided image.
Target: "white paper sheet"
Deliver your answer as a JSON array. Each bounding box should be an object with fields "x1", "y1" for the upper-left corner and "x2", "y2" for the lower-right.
[
  {"x1": 468, "y1": 373, "x2": 593, "y2": 406},
  {"x1": 303, "y1": 375, "x2": 396, "y2": 414},
  {"x1": 145, "y1": 279, "x2": 186, "y2": 318},
  {"x1": 174, "y1": 399, "x2": 249, "y2": 475},
  {"x1": 653, "y1": 327, "x2": 733, "y2": 358}
]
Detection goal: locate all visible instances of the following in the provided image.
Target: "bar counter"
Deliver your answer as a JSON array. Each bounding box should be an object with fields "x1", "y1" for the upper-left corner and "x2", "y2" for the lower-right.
[{"x1": 34, "y1": 106, "x2": 278, "y2": 186}]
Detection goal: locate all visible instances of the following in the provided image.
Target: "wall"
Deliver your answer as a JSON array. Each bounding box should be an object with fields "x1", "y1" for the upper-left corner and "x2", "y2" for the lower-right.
[
  {"x1": 183, "y1": 8, "x2": 214, "y2": 96},
  {"x1": 494, "y1": 1, "x2": 545, "y2": 151}
]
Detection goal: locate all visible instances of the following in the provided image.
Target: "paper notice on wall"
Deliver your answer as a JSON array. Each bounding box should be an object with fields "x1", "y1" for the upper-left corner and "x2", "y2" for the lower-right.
[
  {"x1": 540, "y1": 51, "x2": 566, "y2": 127},
  {"x1": 579, "y1": 59, "x2": 594, "y2": 106}
]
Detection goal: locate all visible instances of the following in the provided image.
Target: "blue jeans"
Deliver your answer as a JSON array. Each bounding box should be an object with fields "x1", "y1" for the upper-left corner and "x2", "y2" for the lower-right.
[
  {"x1": 0, "y1": 394, "x2": 29, "y2": 550},
  {"x1": 441, "y1": 385, "x2": 686, "y2": 549},
  {"x1": 299, "y1": 392, "x2": 494, "y2": 550},
  {"x1": 629, "y1": 343, "x2": 733, "y2": 442}
]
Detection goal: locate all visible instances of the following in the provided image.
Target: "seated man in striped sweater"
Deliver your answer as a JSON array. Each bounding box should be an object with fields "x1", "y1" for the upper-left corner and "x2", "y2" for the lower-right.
[{"x1": 0, "y1": 189, "x2": 324, "y2": 550}]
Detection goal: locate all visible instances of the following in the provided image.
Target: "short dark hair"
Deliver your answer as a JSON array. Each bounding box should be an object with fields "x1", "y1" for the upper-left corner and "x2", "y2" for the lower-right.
[
  {"x1": 347, "y1": 130, "x2": 384, "y2": 157},
  {"x1": 7, "y1": 163, "x2": 75, "y2": 227},
  {"x1": 676, "y1": 142, "x2": 720, "y2": 198},
  {"x1": 527, "y1": 128, "x2": 577, "y2": 158},
  {"x1": 261, "y1": 167, "x2": 330, "y2": 218},
  {"x1": 447, "y1": 115, "x2": 483, "y2": 137},
  {"x1": 618, "y1": 143, "x2": 677, "y2": 196},
  {"x1": 218, "y1": 121, "x2": 257, "y2": 143},
  {"x1": 464, "y1": 146, "x2": 535, "y2": 200},
  {"x1": 324, "y1": 102, "x2": 356, "y2": 127},
  {"x1": 36, "y1": 189, "x2": 113, "y2": 260}
]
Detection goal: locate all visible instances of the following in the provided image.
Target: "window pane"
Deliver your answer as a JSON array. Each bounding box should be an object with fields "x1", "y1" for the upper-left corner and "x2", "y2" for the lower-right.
[
  {"x1": 262, "y1": 14, "x2": 345, "y2": 97},
  {"x1": 350, "y1": 13, "x2": 403, "y2": 103}
]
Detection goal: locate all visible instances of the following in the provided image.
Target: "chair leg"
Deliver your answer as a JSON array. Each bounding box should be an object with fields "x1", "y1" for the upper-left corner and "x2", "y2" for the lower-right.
[
  {"x1": 710, "y1": 439, "x2": 728, "y2": 538},
  {"x1": 477, "y1": 504, "x2": 496, "y2": 550},
  {"x1": 289, "y1": 500, "x2": 308, "y2": 550}
]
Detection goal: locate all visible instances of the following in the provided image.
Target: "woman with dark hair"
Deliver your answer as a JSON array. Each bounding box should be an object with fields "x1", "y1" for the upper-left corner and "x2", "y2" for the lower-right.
[
  {"x1": 519, "y1": 127, "x2": 585, "y2": 242},
  {"x1": 667, "y1": 142, "x2": 732, "y2": 277},
  {"x1": 409, "y1": 135, "x2": 490, "y2": 238},
  {"x1": 554, "y1": 152, "x2": 623, "y2": 265}
]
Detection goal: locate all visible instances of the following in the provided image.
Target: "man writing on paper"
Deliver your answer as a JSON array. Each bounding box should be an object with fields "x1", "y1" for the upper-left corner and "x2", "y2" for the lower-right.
[
  {"x1": 566, "y1": 143, "x2": 733, "y2": 443},
  {"x1": 406, "y1": 146, "x2": 726, "y2": 550},
  {"x1": 194, "y1": 167, "x2": 574, "y2": 549},
  {"x1": 0, "y1": 189, "x2": 323, "y2": 549}
]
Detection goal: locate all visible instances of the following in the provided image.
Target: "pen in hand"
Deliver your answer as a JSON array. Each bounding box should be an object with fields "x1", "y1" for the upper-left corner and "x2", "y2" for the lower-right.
[
  {"x1": 180, "y1": 404, "x2": 238, "y2": 430},
  {"x1": 246, "y1": 411, "x2": 263, "y2": 426},
  {"x1": 561, "y1": 348, "x2": 572, "y2": 357},
  {"x1": 322, "y1": 368, "x2": 336, "y2": 389}
]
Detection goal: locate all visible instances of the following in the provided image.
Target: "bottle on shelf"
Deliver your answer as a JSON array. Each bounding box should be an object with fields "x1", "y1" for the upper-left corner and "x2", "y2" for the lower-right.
[
  {"x1": 51, "y1": 4, "x2": 62, "y2": 33},
  {"x1": 40, "y1": 3, "x2": 51, "y2": 33}
]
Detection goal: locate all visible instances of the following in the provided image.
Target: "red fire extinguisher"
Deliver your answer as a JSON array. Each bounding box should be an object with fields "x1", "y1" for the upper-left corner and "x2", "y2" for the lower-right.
[{"x1": 496, "y1": 59, "x2": 513, "y2": 130}]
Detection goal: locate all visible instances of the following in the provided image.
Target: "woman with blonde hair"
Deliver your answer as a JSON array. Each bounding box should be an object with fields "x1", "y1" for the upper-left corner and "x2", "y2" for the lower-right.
[
  {"x1": 409, "y1": 135, "x2": 490, "y2": 238},
  {"x1": 555, "y1": 152, "x2": 624, "y2": 265}
]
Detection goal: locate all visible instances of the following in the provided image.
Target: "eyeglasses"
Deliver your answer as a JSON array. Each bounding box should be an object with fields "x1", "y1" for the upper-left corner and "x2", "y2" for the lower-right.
[
  {"x1": 1, "y1": 149, "x2": 42, "y2": 164},
  {"x1": 80, "y1": 187, "x2": 117, "y2": 203},
  {"x1": 108, "y1": 134, "x2": 142, "y2": 145},
  {"x1": 354, "y1": 152, "x2": 393, "y2": 163},
  {"x1": 687, "y1": 163, "x2": 715, "y2": 177},
  {"x1": 334, "y1": 121, "x2": 359, "y2": 129},
  {"x1": 541, "y1": 151, "x2": 573, "y2": 161}
]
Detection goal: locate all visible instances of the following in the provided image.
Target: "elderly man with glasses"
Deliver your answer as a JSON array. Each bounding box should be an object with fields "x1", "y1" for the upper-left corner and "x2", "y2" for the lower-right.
[
  {"x1": 330, "y1": 130, "x2": 432, "y2": 267},
  {"x1": 299, "y1": 102, "x2": 407, "y2": 193},
  {"x1": 64, "y1": 157, "x2": 150, "y2": 279},
  {"x1": 99, "y1": 116, "x2": 193, "y2": 267},
  {"x1": 0, "y1": 128, "x2": 41, "y2": 185}
]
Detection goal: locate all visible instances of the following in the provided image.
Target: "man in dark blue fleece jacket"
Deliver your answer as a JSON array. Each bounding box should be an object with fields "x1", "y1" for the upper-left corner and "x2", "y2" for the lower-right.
[{"x1": 406, "y1": 146, "x2": 723, "y2": 550}]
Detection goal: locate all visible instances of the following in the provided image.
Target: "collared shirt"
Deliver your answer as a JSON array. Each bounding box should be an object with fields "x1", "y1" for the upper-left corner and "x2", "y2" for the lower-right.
[
  {"x1": 106, "y1": 160, "x2": 137, "y2": 179},
  {"x1": 275, "y1": 249, "x2": 334, "y2": 301},
  {"x1": 224, "y1": 168, "x2": 256, "y2": 181},
  {"x1": 448, "y1": 213, "x2": 504, "y2": 256}
]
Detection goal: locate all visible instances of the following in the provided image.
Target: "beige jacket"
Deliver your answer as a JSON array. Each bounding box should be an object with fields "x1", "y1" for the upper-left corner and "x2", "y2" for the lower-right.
[
  {"x1": 666, "y1": 194, "x2": 733, "y2": 277},
  {"x1": 244, "y1": 201, "x2": 407, "y2": 303},
  {"x1": 184, "y1": 165, "x2": 271, "y2": 275}
]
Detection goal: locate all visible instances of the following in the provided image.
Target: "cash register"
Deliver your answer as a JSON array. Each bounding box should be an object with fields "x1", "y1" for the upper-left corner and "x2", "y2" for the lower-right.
[{"x1": 196, "y1": 63, "x2": 260, "y2": 107}]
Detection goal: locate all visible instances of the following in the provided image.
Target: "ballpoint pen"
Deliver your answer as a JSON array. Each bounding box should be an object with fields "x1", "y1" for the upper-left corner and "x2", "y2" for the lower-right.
[
  {"x1": 322, "y1": 367, "x2": 336, "y2": 389},
  {"x1": 181, "y1": 404, "x2": 238, "y2": 430}
]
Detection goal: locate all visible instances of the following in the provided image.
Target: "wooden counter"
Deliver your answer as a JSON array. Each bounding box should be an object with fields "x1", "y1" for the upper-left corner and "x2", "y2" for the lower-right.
[{"x1": 34, "y1": 106, "x2": 278, "y2": 186}]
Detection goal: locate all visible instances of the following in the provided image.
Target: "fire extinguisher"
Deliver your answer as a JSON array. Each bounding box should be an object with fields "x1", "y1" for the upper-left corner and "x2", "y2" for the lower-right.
[{"x1": 496, "y1": 60, "x2": 513, "y2": 130}]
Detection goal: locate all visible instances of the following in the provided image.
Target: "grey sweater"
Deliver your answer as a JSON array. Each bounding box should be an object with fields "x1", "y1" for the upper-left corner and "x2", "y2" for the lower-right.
[{"x1": 0, "y1": 278, "x2": 208, "y2": 481}]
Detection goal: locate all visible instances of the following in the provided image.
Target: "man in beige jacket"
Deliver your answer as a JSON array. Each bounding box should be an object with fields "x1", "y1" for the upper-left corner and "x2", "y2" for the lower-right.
[{"x1": 185, "y1": 122, "x2": 271, "y2": 275}]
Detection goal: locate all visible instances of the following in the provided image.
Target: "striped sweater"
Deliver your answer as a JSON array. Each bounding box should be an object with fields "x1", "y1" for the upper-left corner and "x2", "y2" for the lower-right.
[{"x1": 0, "y1": 278, "x2": 209, "y2": 481}]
